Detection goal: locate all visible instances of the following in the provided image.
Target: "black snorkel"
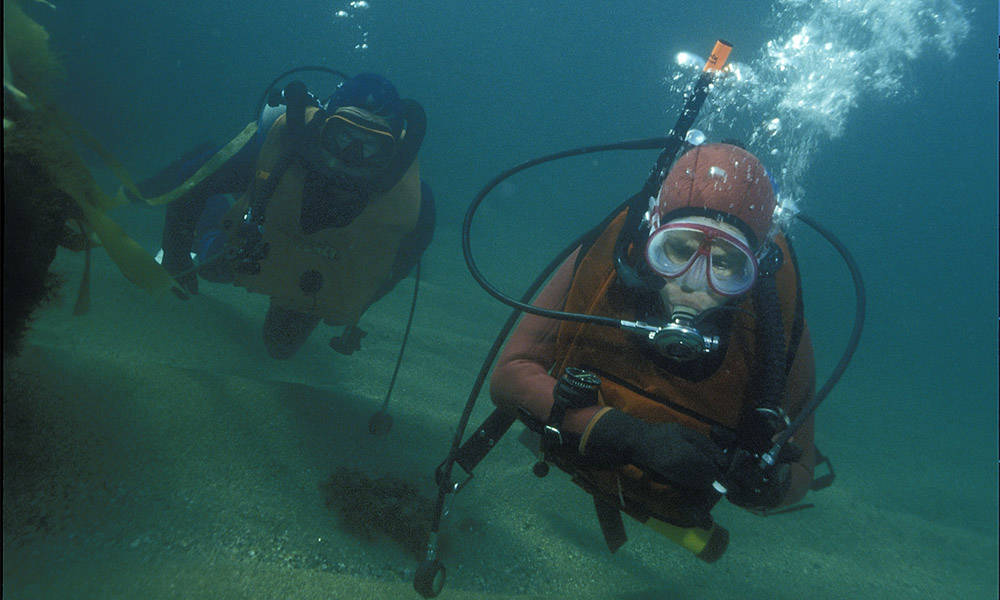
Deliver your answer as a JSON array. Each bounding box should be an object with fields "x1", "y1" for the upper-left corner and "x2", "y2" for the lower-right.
[
  {"x1": 254, "y1": 65, "x2": 348, "y2": 123},
  {"x1": 462, "y1": 41, "x2": 737, "y2": 337},
  {"x1": 253, "y1": 65, "x2": 421, "y2": 187},
  {"x1": 226, "y1": 78, "x2": 326, "y2": 278},
  {"x1": 241, "y1": 67, "x2": 349, "y2": 227},
  {"x1": 615, "y1": 41, "x2": 736, "y2": 290}
]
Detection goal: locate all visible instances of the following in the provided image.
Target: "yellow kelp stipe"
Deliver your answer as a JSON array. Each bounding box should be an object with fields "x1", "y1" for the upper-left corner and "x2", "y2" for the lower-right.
[
  {"x1": 114, "y1": 120, "x2": 259, "y2": 207},
  {"x1": 48, "y1": 105, "x2": 145, "y2": 212},
  {"x1": 73, "y1": 198, "x2": 173, "y2": 293},
  {"x1": 35, "y1": 105, "x2": 173, "y2": 294}
]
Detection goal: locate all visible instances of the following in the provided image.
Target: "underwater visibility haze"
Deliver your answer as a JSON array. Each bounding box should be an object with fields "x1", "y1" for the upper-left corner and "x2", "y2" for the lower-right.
[{"x1": 3, "y1": 0, "x2": 997, "y2": 598}]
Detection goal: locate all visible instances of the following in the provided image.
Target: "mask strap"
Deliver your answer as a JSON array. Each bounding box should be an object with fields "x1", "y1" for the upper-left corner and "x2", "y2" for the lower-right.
[
  {"x1": 756, "y1": 241, "x2": 784, "y2": 278},
  {"x1": 614, "y1": 192, "x2": 665, "y2": 290}
]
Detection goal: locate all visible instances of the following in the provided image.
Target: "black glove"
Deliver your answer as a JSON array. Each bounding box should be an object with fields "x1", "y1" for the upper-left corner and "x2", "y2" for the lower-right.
[
  {"x1": 328, "y1": 326, "x2": 366, "y2": 355},
  {"x1": 227, "y1": 222, "x2": 269, "y2": 276},
  {"x1": 583, "y1": 409, "x2": 727, "y2": 491},
  {"x1": 723, "y1": 446, "x2": 798, "y2": 511},
  {"x1": 162, "y1": 254, "x2": 199, "y2": 297}
]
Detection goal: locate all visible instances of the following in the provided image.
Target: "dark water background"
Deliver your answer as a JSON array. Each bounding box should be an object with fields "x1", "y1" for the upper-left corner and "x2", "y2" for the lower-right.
[{"x1": 8, "y1": 0, "x2": 998, "y2": 597}]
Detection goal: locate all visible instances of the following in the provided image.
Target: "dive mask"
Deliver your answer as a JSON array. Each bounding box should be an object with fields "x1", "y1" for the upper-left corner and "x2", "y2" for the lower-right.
[
  {"x1": 320, "y1": 106, "x2": 397, "y2": 172},
  {"x1": 645, "y1": 220, "x2": 758, "y2": 297}
]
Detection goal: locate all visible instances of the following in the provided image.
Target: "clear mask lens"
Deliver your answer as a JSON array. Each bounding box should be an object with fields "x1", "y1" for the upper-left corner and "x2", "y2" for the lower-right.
[
  {"x1": 321, "y1": 111, "x2": 396, "y2": 170},
  {"x1": 645, "y1": 222, "x2": 758, "y2": 297}
]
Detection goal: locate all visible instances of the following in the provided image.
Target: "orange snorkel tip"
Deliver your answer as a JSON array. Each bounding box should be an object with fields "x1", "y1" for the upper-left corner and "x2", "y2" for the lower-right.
[{"x1": 704, "y1": 39, "x2": 733, "y2": 72}]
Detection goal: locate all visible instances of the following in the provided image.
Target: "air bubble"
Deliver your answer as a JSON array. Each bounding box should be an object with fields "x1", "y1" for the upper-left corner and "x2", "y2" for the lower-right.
[{"x1": 708, "y1": 166, "x2": 728, "y2": 181}]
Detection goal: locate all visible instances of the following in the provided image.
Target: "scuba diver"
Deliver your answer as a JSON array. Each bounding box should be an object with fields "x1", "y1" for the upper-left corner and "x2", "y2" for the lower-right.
[
  {"x1": 144, "y1": 72, "x2": 434, "y2": 359},
  {"x1": 414, "y1": 41, "x2": 858, "y2": 597},
  {"x1": 490, "y1": 142, "x2": 815, "y2": 540}
]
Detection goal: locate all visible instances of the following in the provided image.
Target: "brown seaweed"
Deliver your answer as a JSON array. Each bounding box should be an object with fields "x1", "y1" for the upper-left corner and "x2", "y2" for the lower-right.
[{"x1": 3, "y1": 1, "x2": 73, "y2": 356}]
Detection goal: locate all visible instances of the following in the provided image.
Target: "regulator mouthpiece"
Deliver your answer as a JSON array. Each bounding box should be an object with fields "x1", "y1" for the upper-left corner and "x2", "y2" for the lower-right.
[{"x1": 650, "y1": 306, "x2": 719, "y2": 361}]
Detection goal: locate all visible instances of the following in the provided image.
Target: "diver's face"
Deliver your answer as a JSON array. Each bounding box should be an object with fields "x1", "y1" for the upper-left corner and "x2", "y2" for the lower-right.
[
  {"x1": 327, "y1": 153, "x2": 377, "y2": 179},
  {"x1": 320, "y1": 107, "x2": 396, "y2": 181},
  {"x1": 659, "y1": 278, "x2": 729, "y2": 314},
  {"x1": 656, "y1": 217, "x2": 750, "y2": 315}
]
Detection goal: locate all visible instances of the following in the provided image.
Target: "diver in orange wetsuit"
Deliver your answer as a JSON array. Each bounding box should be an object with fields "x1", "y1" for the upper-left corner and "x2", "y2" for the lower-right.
[{"x1": 491, "y1": 143, "x2": 815, "y2": 533}]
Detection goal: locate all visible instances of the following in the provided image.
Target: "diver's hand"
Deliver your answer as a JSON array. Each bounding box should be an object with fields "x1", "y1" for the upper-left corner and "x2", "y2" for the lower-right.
[
  {"x1": 328, "y1": 326, "x2": 366, "y2": 355},
  {"x1": 172, "y1": 271, "x2": 199, "y2": 297},
  {"x1": 723, "y1": 448, "x2": 794, "y2": 511},
  {"x1": 581, "y1": 409, "x2": 727, "y2": 490},
  {"x1": 162, "y1": 255, "x2": 199, "y2": 297}
]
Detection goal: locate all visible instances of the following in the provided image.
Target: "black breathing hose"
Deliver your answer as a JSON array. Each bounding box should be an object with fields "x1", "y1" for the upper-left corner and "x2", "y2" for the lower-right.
[
  {"x1": 461, "y1": 137, "x2": 670, "y2": 328},
  {"x1": 761, "y1": 212, "x2": 866, "y2": 463}
]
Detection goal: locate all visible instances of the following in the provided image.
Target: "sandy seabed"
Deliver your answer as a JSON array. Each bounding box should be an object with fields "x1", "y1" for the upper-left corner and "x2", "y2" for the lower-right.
[{"x1": 3, "y1": 241, "x2": 997, "y2": 600}]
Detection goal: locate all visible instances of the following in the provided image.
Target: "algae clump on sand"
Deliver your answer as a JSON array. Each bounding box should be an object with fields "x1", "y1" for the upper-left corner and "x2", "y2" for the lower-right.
[{"x1": 320, "y1": 467, "x2": 434, "y2": 558}]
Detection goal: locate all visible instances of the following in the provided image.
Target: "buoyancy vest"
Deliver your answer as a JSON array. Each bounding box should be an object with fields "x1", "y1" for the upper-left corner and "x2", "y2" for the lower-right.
[
  {"x1": 222, "y1": 107, "x2": 422, "y2": 325},
  {"x1": 549, "y1": 210, "x2": 815, "y2": 526}
]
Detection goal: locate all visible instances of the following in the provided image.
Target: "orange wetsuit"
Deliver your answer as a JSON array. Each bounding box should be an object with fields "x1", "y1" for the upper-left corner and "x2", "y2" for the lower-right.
[{"x1": 490, "y1": 212, "x2": 816, "y2": 522}]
